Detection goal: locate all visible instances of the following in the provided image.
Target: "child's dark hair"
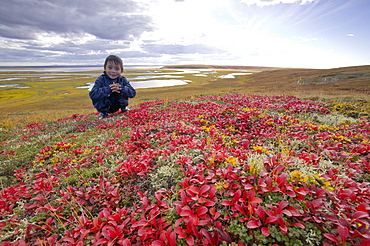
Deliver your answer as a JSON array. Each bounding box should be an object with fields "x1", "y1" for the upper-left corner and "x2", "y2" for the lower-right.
[{"x1": 104, "y1": 55, "x2": 124, "y2": 72}]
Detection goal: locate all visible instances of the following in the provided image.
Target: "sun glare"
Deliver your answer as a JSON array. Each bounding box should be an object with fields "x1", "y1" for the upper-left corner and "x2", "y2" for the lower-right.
[{"x1": 139, "y1": 0, "x2": 366, "y2": 68}]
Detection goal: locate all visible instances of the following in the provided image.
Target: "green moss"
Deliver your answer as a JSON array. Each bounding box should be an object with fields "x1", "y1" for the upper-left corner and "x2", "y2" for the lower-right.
[{"x1": 61, "y1": 166, "x2": 104, "y2": 187}]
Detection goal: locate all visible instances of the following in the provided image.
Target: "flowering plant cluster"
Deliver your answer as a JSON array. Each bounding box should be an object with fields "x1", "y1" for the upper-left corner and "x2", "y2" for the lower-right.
[{"x1": 0, "y1": 94, "x2": 369, "y2": 245}]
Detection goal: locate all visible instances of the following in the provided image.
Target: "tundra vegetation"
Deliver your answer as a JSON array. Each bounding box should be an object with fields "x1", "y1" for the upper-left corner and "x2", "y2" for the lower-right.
[{"x1": 0, "y1": 65, "x2": 369, "y2": 245}]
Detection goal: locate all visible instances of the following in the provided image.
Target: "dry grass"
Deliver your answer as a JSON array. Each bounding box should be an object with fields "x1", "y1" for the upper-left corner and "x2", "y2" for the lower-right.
[{"x1": 143, "y1": 65, "x2": 370, "y2": 102}]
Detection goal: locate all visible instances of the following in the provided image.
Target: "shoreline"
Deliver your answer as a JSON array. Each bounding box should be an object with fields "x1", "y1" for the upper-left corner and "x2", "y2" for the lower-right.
[{"x1": 160, "y1": 64, "x2": 286, "y2": 71}]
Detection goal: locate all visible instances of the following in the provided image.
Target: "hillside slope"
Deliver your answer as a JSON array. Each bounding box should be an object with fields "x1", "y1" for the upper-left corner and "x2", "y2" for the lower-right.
[
  {"x1": 1, "y1": 94, "x2": 369, "y2": 245},
  {"x1": 241, "y1": 65, "x2": 370, "y2": 96}
]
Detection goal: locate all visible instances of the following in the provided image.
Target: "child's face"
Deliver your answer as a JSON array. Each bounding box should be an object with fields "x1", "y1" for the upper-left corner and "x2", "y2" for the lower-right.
[{"x1": 105, "y1": 61, "x2": 122, "y2": 79}]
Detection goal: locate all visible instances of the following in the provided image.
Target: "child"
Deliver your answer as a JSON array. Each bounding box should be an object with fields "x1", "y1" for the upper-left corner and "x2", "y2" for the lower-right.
[{"x1": 89, "y1": 55, "x2": 136, "y2": 119}]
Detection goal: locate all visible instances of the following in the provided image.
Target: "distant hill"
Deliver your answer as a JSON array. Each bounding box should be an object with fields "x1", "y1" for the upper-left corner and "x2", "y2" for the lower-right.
[
  {"x1": 161, "y1": 64, "x2": 284, "y2": 71},
  {"x1": 242, "y1": 65, "x2": 370, "y2": 94}
]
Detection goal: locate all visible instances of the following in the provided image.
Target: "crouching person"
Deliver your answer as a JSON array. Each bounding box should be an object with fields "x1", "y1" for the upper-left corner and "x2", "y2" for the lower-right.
[{"x1": 89, "y1": 55, "x2": 136, "y2": 119}]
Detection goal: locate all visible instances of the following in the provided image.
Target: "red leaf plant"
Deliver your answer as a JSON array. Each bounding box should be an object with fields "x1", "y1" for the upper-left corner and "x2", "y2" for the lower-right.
[{"x1": 0, "y1": 94, "x2": 369, "y2": 245}]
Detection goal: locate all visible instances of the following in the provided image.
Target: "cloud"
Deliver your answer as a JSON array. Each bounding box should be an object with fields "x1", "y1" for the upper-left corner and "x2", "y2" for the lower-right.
[
  {"x1": 0, "y1": 0, "x2": 368, "y2": 68},
  {"x1": 0, "y1": 36, "x2": 134, "y2": 65},
  {"x1": 294, "y1": 36, "x2": 318, "y2": 42},
  {"x1": 142, "y1": 44, "x2": 224, "y2": 55},
  {"x1": 0, "y1": 0, "x2": 153, "y2": 40},
  {"x1": 241, "y1": 0, "x2": 316, "y2": 7}
]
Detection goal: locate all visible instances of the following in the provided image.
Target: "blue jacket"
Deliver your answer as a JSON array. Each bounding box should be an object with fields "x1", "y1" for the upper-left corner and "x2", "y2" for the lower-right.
[{"x1": 89, "y1": 72, "x2": 136, "y2": 113}]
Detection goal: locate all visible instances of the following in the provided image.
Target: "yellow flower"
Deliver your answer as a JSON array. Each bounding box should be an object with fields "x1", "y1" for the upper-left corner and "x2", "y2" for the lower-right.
[
  {"x1": 290, "y1": 170, "x2": 309, "y2": 183},
  {"x1": 301, "y1": 176, "x2": 309, "y2": 182},
  {"x1": 322, "y1": 181, "x2": 334, "y2": 191},
  {"x1": 250, "y1": 163, "x2": 257, "y2": 175},
  {"x1": 266, "y1": 119, "x2": 274, "y2": 125},
  {"x1": 329, "y1": 134, "x2": 351, "y2": 143},
  {"x1": 216, "y1": 181, "x2": 228, "y2": 189},
  {"x1": 225, "y1": 156, "x2": 238, "y2": 167},
  {"x1": 313, "y1": 173, "x2": 321, "y2": 180},
  {"x1": 252, "y1": 146, "x2": 273, "y2": 154},
  {"x1": 252, "y1": 146, "x2": 264, "y2": 152}
]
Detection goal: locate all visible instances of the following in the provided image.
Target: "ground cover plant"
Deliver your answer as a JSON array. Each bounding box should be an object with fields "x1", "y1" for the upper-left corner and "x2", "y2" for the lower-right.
[{"x1": 0, "y1": 94, "x2": 369, "y2": 245}]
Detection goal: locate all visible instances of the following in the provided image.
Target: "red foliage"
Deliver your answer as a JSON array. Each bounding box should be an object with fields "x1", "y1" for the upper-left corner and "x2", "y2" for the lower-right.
[{"x1": 0, "y1": 94, "x2": 369, "y2": 245}]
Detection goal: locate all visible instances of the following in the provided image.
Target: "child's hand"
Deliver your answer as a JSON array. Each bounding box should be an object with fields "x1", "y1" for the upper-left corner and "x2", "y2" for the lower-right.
[{"x1": 109, "y1": 82, "x2": 122, "y2": 93}]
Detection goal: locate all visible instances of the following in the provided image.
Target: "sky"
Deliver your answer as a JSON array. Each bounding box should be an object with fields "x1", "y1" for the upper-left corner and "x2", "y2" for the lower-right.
[{"x1": 0, "y1": 0, "x2": 369, "y2": 68}]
